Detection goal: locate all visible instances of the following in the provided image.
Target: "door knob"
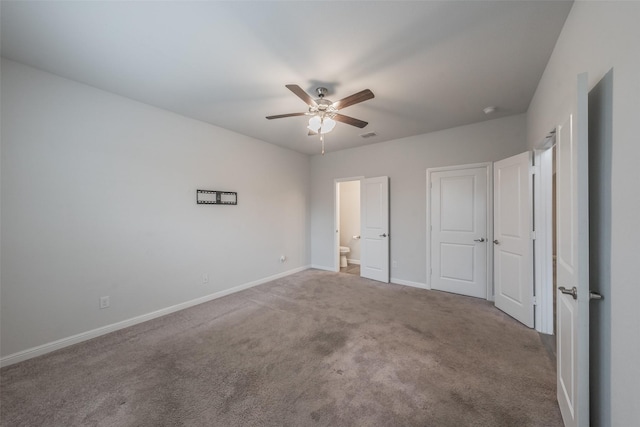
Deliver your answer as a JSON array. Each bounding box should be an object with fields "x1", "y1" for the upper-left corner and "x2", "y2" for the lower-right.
[
  {"x1": 379, "y1": 233, "x2": 387, "y2": 238},
  {"x1": 493, "y1": 240, "x2": 500, "y2": 245},
  {"x1": 558, "y1": 286, "x2": 578, "y2": 300},
  {"x1": 474, "y1": 238, "x2": 486, "y2": 242}
]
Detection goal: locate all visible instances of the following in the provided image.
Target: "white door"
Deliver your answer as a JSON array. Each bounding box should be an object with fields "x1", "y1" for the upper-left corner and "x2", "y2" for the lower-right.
[
  {"x1": 360, "y1": 176, "x2": 389, "y2": 283},
  {"x1": 430, "y1": 167, "x2": 488, "y2": 298},
  {"x1": 493, "y1": 151, "x2": 534, "y2": 328},
  {"x1": 556, "y1": 73, "x2": 590, "y2": 427}
]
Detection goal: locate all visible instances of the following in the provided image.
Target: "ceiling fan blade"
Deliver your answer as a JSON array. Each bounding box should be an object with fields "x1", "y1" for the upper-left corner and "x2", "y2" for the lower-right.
[
  {"x1": 308, "y1": 130, "x2": 318, "y2": 136},
  {"x1": 332, "y1": 89, "x2": 374, "y2": 110},
  {"x1": 286, "y1": 84, "x2": 318, "y2": 107},
  {"x1": 334, "y1": 113, "x2": 369, "y2": 128},
  {"x1": 266, "y1": 112, "x2": 307, "y2": 120}
]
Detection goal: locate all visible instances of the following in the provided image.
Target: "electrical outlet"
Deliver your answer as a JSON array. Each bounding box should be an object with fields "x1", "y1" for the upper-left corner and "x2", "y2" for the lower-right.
[
  {"x1": 202, "y1": 273, "x2": 209, "y2": 284},
  {"x1": 99, "y1": 296, "x2": 110, "y2": 309},
  {"x1": 392, "y1": 260, "x2": 398, "y2": 268}
]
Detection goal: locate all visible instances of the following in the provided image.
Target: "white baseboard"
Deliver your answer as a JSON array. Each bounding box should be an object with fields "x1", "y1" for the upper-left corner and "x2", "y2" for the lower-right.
[
  {"x1": 0, "y1": 265, "x2": 311, "y2": 368},
  {"x1": 347, "y1": 259, "x2": 360, "y2": 265},
  {"x1": 391, "y1": 277, "x2": 429, "y2": 290}
]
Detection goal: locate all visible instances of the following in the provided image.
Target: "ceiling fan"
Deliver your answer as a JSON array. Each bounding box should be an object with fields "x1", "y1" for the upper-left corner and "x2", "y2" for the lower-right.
[{"x1": 266, "y1": 84, "x2": 374, "y2": 153}]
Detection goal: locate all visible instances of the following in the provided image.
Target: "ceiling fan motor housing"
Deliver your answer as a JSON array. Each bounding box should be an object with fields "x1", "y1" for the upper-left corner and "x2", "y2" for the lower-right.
[
  {"x1": 315, "y1": 87, "x2": 329, "y2": 98},
  {"x1": 310, "y1": 97, "x2": 336, "y2": 117}
]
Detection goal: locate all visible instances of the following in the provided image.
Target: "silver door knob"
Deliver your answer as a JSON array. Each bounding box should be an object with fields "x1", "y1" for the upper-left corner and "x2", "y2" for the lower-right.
[
  {"x1": 558, "y1": 286, "x2": 578, "y2": 300},
  {"x1": 493, "y1": 239, "x2": 500, "y2": 245},
  {"x1": 474, "y1": 238, "x2": 486, "y2": 242},
  {"x1": 379, "y1": 233, "x2": 387, "y2": 237}
]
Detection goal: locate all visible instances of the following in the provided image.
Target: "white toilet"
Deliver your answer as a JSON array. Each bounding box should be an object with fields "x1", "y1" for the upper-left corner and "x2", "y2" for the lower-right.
[{"x1": 339, "y1": 246, "x2": 350, "y2": 268}]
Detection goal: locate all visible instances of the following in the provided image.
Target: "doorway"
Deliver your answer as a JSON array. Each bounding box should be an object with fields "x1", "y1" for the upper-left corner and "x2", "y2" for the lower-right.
[
  {"x1": 337, "y1": 179, "x2": 361, "y2": 275},
  {"x1": 334, "y1": 176, "x2": 390, "y2": 283}
]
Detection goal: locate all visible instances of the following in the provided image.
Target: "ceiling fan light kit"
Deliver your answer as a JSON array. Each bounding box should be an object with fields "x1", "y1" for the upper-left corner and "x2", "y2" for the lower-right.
[
  {"x1": 307, "y1": 116, "x2": 336, "y2": 134},
  {"x1": 267, "y1": 84, "x2": 374, "y2": 154}
]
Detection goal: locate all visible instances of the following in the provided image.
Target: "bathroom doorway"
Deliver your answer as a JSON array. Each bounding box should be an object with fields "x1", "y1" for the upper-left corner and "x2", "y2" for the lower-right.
[{"x1": 335, "y1": 178, "x2": 362, "y2": 275}]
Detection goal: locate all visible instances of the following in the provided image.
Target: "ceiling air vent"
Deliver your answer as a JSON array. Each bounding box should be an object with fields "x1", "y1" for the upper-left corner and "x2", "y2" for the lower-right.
[{"x1": 360, "y1": 132, "x2": 377, "y2": 139}]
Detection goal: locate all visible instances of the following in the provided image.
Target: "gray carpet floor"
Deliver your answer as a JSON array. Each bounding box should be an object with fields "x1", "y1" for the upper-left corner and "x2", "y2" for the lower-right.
[{"x1": 0, "y1": 269, "x2": 563, "y2": 426}]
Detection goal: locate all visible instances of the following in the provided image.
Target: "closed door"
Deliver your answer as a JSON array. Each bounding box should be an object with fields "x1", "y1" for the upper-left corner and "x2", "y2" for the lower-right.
[
  {"x1": 429, "y1": 167, "x2": 488, "y2": 299},
  {"x1": 493, "y1": 151, "x2": 534, "y2": 327},
  {"x1": 360, "y1": 176, "x2": 389, "y2": 283},
  {"x1": 556, "y1": 73, "x2": 590, "y2": 427}
]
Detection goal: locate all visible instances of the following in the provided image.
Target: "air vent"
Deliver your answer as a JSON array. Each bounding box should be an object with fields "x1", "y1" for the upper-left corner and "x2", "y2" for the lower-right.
[{"x1": 360, "y1": 132, "x2": 377, "y2": 139}]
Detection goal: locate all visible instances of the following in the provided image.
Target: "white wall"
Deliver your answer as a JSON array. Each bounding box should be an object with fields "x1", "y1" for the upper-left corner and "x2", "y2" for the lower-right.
[
  {"x1": 0, "y1": 59, "x2": 310, "y2": 359},
  {"x1": 311, "y1": 114, "x2": 527, "y2": 285},
  {"x1": 526, "y1": 2, "x2": 640, "y2": 425},
  {"x1": 339, "y1": 180, "x2": 360, "y2": 262}
]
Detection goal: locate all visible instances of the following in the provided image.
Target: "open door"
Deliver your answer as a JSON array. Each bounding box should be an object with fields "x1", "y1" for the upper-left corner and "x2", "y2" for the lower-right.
[
  {"x1": 360, "y1": 176, "x2": 389, "y2": 283},
  {"x1": 493, "y1": 151, "x2": 534, "y2": 327},
  {"x1": 556, "y1": 73, "x2": 590, "y2": 427}
]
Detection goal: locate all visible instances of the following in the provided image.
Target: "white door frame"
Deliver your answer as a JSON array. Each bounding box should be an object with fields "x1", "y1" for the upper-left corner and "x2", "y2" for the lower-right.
[
  {"x1": 533, "y1": 139, "x2": 556, "y2": 335},
  {"x1": 426, "y1": 162, "x2": 493, "y2": 299},
  {"x1": 334, "y1": 176, "x2": 364, "y2": 272}
]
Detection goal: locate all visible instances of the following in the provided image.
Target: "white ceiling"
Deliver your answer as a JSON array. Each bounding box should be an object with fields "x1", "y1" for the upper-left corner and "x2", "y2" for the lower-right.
[{"x1": 1, "y1": 1, "x2": 572, "y2": 155}]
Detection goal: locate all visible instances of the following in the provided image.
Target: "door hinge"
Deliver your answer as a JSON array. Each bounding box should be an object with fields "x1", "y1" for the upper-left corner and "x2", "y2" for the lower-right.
[
  {"x1": 532, "y1": 296, "x2": 538, "y2": 306},
  {"x1": 531, "y1": 231, "x2": 536, "y2": 240}
]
